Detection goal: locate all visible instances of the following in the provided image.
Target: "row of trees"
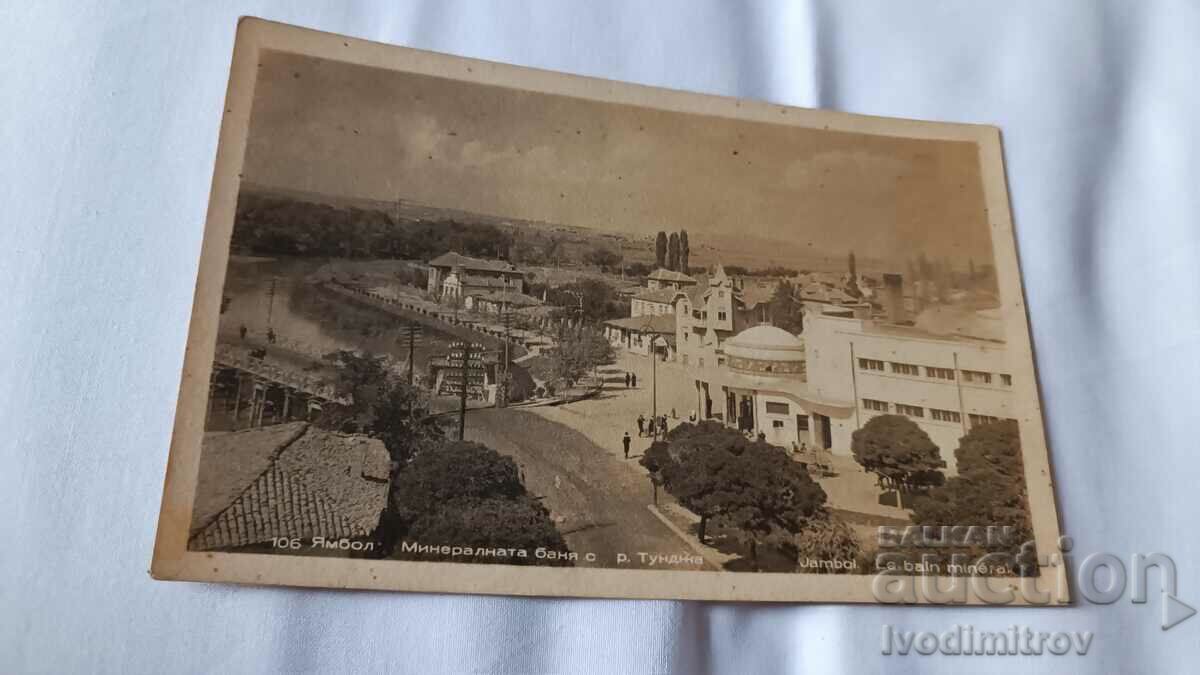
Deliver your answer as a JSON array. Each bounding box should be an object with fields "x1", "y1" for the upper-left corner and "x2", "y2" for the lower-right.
[
  {"x1": 233, "y1": 192, "x2": 514, "y2": 261},
  {"x1": 654, "y1": 229, "x2": 690, "y2": 272},
  {"x1": 852, "y1": 415, "x2": 1034, "y2": 573}
]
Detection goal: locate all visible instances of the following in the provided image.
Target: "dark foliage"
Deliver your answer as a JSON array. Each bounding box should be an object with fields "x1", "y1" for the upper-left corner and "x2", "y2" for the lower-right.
[
  {"x1": 544, "y1": 278, "x2": 627, "y2": 322},
  {"x1": 642, "y1": 422, "x2": 826, "y2": 566},
  {"x1": 908, "y1": 420, "x2": 1035, "y2": 574},
  {"x1": 767, "y1": 279, "x2": 805, "y2": 334},
  {"x1": 850, "y1": 414, "x2": 946, "y2": 507},
  {"x1": 388, "y1": 441, "x2": 571, "y2": 565},
  {"x1": 232, "y1": 192, "x2": 513, "y2": 261}
]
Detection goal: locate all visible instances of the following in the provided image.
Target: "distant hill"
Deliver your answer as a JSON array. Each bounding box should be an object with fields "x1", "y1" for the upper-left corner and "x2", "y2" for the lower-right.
[{"x1": 234, "y1": 182, "x2": 878, "y2": 276}]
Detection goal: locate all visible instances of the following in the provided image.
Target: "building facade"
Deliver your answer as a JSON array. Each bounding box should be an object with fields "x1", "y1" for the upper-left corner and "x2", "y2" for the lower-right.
[
  {"x1": 427, "y1": 252, "x2": 525, "y2": 299},
  {"x1": 682, "y1": 299, "x2": 1016, "y2": 474}
]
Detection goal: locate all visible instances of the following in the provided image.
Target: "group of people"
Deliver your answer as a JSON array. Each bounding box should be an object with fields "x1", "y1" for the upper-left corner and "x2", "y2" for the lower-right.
[
  {"x1": 622, "y1": 371, "x2": 638, "y2": 388},
  {"x1": 237, "y1": 324, "x2": 277, "y2": 345},
  {"x1": 635, "y1": 413, "x2": 669, "y2": 439}
]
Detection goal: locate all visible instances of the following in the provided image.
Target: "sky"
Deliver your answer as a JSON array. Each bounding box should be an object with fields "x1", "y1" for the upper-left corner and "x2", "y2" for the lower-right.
[{"x1": 242, "y1": 50, "x2": 995, "y2": 268}]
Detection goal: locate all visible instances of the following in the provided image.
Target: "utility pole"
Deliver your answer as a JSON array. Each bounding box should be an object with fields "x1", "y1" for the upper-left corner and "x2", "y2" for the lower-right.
[
  {"x1": 398, "y1": 322, "x2": 422, "y2": 419},
  {"x1": 265, "y1": 276, "x2": 278, "y2": 327},
  {"x1": 497, "y1": 278, "x2": 511, "y2": 408}
]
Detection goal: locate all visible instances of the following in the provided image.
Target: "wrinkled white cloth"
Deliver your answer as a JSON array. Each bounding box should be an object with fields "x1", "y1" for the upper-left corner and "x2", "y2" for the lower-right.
[{"x1": 2, "y1": 1, "x2": 1198, "y2": 673}]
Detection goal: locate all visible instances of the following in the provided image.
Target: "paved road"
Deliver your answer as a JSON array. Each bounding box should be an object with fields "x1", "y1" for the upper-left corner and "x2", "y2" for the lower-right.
[{"x1": 464, "y1": 407, "x2": 710, "y2": 570}]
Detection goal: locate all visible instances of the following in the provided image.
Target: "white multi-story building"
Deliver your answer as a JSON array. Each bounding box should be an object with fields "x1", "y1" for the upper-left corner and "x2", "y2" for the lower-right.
[{"x1": 681, "y1": 278, "x2": 1016, "y2": 474}]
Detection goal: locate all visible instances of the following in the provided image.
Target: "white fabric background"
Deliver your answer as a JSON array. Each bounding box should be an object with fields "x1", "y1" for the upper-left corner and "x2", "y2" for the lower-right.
[{"x1": 2, "y1": 1, "x2": 1198, "y2": 673}]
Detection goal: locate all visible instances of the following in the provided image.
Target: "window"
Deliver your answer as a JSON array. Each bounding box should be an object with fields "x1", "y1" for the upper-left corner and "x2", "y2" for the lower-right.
[
  {"x1": 926, "y1": 366, "x2": 955, "y2": 380},
  {"x1": 765, "y1": 401, "x2": 789, "y2": 415},
  {"x1": 858, "y1": 358, "x2": 885, "y2": 371},
  {"x1": 1000, "y1": 374, "x2": 1012, "y2": 386},
  {"x1": 693, "y1": 310, "x2": 703, "y2": 320},
  {"x1": 891, "y1": 362, "x2": 920, "y2": 376},
  {"x1": 968, "y1": 413, "x2": 1007, "y2": 427},
  {"x1": 717, "y1": 311, "x2": 727, "y2": 321},
  {"x1": 863, "y1": 398, "x2": 888, "y2": 412},
  {"x1": 931, "y1": 409, "x2": 961, "y2": 423},
  {"x1": 895, "y1": 404, "x2": 924, "y2": 418},
  {"x1": 698, "y1": 358, "x2": 705, "y2": 368},
  {"x1": 962, "y1": 370, "x2": 992, "y2": 384},
  {"x1": 772, "y1": 420, "x2": 785, "y2": 429}
]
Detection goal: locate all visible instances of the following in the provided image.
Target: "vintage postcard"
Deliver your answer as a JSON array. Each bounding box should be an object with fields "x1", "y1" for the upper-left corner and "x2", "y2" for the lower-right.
[{"x1": 152, "y1": 18, "x2": 1065, "y2": 603}]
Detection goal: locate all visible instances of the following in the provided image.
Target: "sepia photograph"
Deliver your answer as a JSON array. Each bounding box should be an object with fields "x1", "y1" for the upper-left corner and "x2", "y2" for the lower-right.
[{"x1": 152, "y1": 19, "x2": 1062, "y2": 602}]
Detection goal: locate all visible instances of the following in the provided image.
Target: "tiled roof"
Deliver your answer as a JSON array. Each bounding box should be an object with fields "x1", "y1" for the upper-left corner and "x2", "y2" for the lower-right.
[
  {"x1": 429, "y1": 252, "x2": 520, "y2": 274},
  {"x1": 646, "y1": 268, "x2": 697, "y2": 284},
  {"x1": 188, "y1": 423, "x2": 390, "y2": 551}
]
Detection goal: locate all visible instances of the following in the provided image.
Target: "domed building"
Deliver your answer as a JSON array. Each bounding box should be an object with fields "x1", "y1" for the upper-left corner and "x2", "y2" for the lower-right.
[
  {"x1": 723, "y1": 325, "x2": 807, "y2": 376},
  {"x1": 689, "y1": 323, "x2": 854, "y2": 451}
]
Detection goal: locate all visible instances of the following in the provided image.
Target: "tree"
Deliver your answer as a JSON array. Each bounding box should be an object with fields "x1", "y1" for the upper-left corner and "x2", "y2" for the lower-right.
[
  {"x1": 679, "y1": 229, "x2": 690, "y2": 273},
  {"x1": 365, "y1": 383, "x2": 446, "y2": 464},
  {"x1": 387, "y1": 441, "x2": 571, "y2": 565},
  {"x1": 667, "y1": 232, "x2": 680, "y2": 271},
  {"x1": 850, "y1": 414, "x2": 945, "y2": 508},
  {"x1": 767, "y1": 279, "x2": 804, "y2": 334},
  {"x1": 655, "y1": 231, "x2": 667, "y2": 268},
  {"x1": 910, "y1": 420, "x2": 1033, "y2": 571},
  {"x1": 642, "y1": 422, "x2": 826, "y2": 568},
  {"x1": 545, "y1": 278, "x2": 626, "y2": 322},
  {"x1": 845, "y1": 250, "x2": 862, "y2": 298},
  {"x1": 585, "y1": 246, "x2": 621, "y2": 272},
  {"x1": 322, "y1": 349, "x2": 388, "y2": 412},
  {"x1": 548, "y1": 325, "x2": 615, "y2": 385}
]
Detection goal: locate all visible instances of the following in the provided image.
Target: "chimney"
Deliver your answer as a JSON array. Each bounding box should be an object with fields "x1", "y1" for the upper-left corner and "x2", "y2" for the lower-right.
[{"x1": 882, "y1": 273, "x2": 907, "y2": 324}]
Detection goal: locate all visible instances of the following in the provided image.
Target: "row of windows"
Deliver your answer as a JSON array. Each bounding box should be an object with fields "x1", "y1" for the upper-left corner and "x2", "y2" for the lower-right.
[
  {"x1": 857, "y1": 358, "x2": 1012, "y2": 386},
  {"x1": 862, "y1": 399, "x2": 1012, "y2": 427}
]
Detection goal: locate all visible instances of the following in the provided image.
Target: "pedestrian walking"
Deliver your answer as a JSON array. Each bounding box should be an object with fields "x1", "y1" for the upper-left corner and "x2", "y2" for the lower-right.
[
  {"x1": 631, "y1": 372, "x2": 637, "y2": 388},
  {"x1": 624, "y1": 372, "x2": 631, "y2": 388},
  {"x1": 623, "y1": 431, "x2": 632, "y2": 459},
  {"x1": 659, "y1": 415, "x2": 668, "y2": 436},
  {"x1": 637, "y1": 414, "x2": 646, "y2": 437},
  {"x1": 671, "y1": 407, "x2": 677, "y2": 419},
  {"x1": 238, "y1": 324, "x2": 247, "y2": 341}
]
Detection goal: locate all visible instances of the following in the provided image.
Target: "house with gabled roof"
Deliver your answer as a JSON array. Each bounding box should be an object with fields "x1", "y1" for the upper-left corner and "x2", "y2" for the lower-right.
[{"x1": 188, "y1": 422, "x2": 391, "y2": 553}]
